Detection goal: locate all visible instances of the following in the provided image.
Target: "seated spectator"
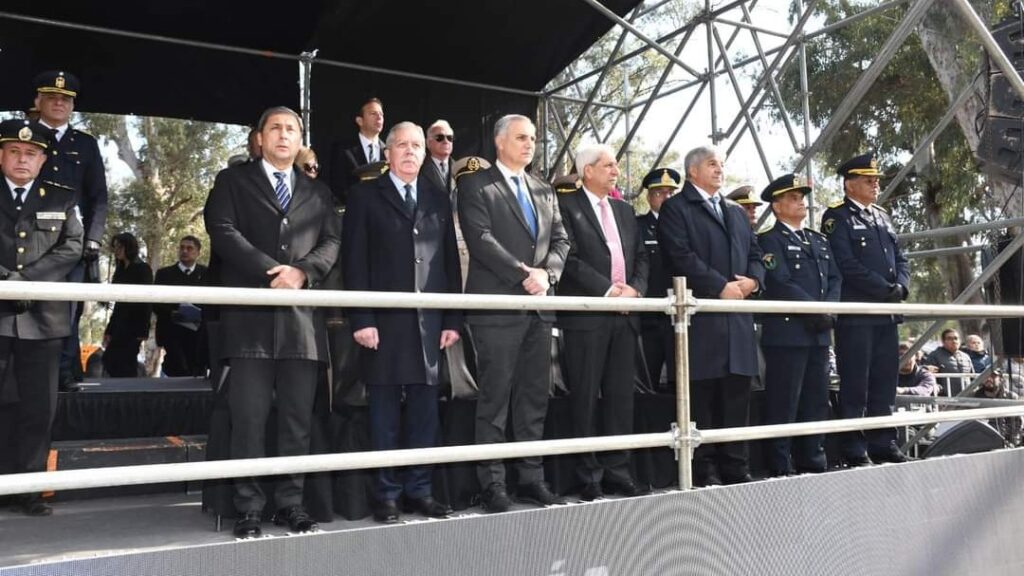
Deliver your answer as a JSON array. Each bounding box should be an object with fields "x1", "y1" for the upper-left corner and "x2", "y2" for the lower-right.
[
  {"x1": 923, "y1": 329, "x2": 973, "y2": 396},
  {"x1": 973, "y1": 370, "x2": 1022, "y2": 446},
  {"x1": 102, "y1": 232, "x2": 153, "y2": 377},
  {"x1": 296, "y1": 146, "x2": 319, "y2": 180},
  {"x1": 962, "y1": 334, "x2": 992, "y2": 374},
  {"x1": 896, "y1": 341, "x2": 937, "y2": 396}
]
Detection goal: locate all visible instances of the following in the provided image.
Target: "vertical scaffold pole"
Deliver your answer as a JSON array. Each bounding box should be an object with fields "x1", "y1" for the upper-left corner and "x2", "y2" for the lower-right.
[{"x1": 673, "y1": 276, "x2": 694, "y2": 490}]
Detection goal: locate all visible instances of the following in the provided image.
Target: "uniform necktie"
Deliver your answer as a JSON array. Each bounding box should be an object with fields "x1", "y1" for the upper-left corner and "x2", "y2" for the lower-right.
[
  {"x1": 403, "y1": 183, "x2": 416, "y2": 215},
  {"x1": 511, "y1": 175, "x2": 538, "y2": 239},
  {"x1": 794, "y1": 229, "x2": 808, "y2": 243},
  {"x1": 367, "y1": 143, "x2": 375, "y2": 163},
  {"x1": 273, "y1": 171, "x2": 291, "y2": 212},
  {"x1": 599, "y1": 198, "x2": 627, "y2": 284},
  {"x1": 13, "y1": 187, "x2": 25, "y2": 211}
]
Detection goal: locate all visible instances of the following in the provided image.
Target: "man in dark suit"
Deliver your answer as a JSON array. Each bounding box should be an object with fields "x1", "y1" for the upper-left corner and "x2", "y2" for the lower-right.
[
  {"x1": 0, "y1": 119, "x2": 84, "y2": 515},
  {"x1": 423, "y1": 120, "x2": 454, "y2": 203},
  {"x1": 557, "y1": 143, "x2": 648, "y2": 500},
  {"x1": 656, "y1": 145, "x2": 764, "y2": 486},
  {"x1": 328, "y1": 97, "x2": 385, "y2": 204},
  {"x1": 757, "y1": 174, "x2": 841, "y2": 476},
  {"x1": 33, "y1": 71, "x2": 109, "y2": 391},
  {"x1": 343, "y1": 121, "x2": 462, "y2": 523},
  {"x1": 204, "y1": 106, "x2": 340, "y2": 537},
  {"x1": 458, "y1": 114, "x2": 570, "y2": 512},
  {"x1": 821, "y1": 152, "x2": 911, "y2": 466},
  {"x1": 153, "y1": 235, "x2": 208, "y2": 377},
  {"x1": 636, "y1": 168, "x2": 680, "y2": 391}
]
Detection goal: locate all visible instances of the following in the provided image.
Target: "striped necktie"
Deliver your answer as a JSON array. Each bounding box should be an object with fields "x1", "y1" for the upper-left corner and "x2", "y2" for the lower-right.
[{"x1": 273, "y1": 172, "x2": 291, "y2": 212}]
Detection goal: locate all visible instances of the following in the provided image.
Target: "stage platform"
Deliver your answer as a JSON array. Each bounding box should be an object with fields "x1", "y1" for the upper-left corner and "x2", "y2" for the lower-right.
[{"x1": 3, "y1": 449, "x2": 1023, "y2": 575}]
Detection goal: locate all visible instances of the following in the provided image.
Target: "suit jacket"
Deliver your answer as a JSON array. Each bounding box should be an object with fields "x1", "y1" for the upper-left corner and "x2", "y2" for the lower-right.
[
  {"x1": 0, "y1": 178, "x2": 83, "y2": 339},
  {"x1": 204, "y1": 161, "x2": 341, "y2": 361},
  {"x1": 41, "y1": 126, "x2": 108, "y2": 244},
  {"x1": 758, "y1": 221, "x2": 841, "y2": 347},
  {"x1": 656, "y1": 181, "x2": 765, "y2": 380},
  {"x1": 328, "y1": 137, "x2": 385, "y2": 204},
  {"x1": 556, "y1": 188, "x2": 648, "y2": 331},
  {"x1": 153, "y1": 262, "x2": 208, "y2": 346},
  {"x1": 821, "y1": 197, "x2": 910, "y2": 326},
  {"x1": 457, "y1": 165, "x2": 570, "y2": 324},
  {"x1": 105, "y1": 259, "x2": 154, "y2": 341},
  {"x1": 343, "y1": 174, "x2": 462, "y2": 386},
  {"x1": 421, "y1": 156, "x2": 454, "y2": 197}
]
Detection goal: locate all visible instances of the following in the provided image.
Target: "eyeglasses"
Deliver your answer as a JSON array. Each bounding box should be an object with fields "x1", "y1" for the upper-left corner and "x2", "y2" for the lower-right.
[
  {"x1": 432, "y1": 134, "x2": 454, "y2": 143},
  {"x1": 303, "y1": 163, "x2": 319, "y2": 174}
]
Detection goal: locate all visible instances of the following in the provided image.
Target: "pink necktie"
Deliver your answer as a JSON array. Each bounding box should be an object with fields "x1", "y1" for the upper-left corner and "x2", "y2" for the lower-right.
[{"x1": 599, "y1": 199, "x2": 627, "y2": 284}]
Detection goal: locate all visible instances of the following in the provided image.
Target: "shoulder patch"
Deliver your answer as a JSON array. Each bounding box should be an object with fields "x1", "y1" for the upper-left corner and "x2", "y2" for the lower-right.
[
  {"x1": 41, "y1": 180, "x2": 74, "y2": 191},
  {"x1": 827, "y1": 199, "x2": 845, "y2": 208},
  {"x1": 822, "y1": 218, "x2": 836, "y2": 235},
  {"x1": 762, "y1": 253, "x2": 777, "y2": 270}
]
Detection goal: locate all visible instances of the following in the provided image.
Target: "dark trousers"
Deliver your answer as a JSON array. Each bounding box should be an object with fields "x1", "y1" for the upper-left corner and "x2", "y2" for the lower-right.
[
  {"x1": 691, "y1": 374, "x2": 751, "y2": 481},
  {"x1": 59, "y1": 261, "x2": 85, "y2": 383},
  {"x1": 562, "y1": 316, "x2": 635, "y2": 485},
  {"x1": 473, "y1": 315, "x2": 552, "y2": 487},
  {"x1": 763, "y1": 345, "x2": 829, "y2": 473},
  {"x1": 368, "y1": 384, "x2": 439, "y2": 502},
  {"x1": 161, "y1": 326, "x2": 207, "y2": 377},
  {"x1": 835, "y1": 322, "x2": 899, "y2": 456},
  {"x1": 640, "y1": 315, "x2": 674, "y2": 390},
  {"x1": 228, "y1": 358, "x2": 318, "y2": 514},
  {"x1": 0, "y1": 337, "x2": 61, "y2": 479},
  {"x1": 103, "y1": 337, "x2": 140, "y2": 377}
]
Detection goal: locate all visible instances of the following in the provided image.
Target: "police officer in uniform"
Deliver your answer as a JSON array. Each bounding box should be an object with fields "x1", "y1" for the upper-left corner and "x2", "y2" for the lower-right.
[
  {"x1": 0, "y1": 119, "x2": 84, "y2": 515},
  {"x1": 33, "y1": 71, "x2": 108, "y2": 390},
  {"x1": 821, "y1": 153, "x2": 911, "y2": 465},
  {"x1": 636, "y1": 168, "x2": 680, "y2": 392},
  {"x1": 757, "y1": 174, "x2": 841, "y2": 476},
  {"x1": 726, "y1": 184, "x2": 763, "y2": 229}
]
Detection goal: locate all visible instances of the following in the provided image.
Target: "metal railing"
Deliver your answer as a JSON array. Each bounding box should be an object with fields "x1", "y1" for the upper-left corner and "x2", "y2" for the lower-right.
[{"x1": 1, "y1": 278, "x2": 1024, "y2": 496}]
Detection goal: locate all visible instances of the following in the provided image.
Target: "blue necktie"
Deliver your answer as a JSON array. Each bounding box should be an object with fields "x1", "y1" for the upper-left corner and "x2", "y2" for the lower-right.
[
  {"x1": 403, "y1": 183, "x2": 416, "y2": 215},
  {"x1": 511, "y1": 175, "x2": 537, "y2": 239},
  {"x1": 709, "y1": 195, "x2": 723, "y2": 222},
  {"x1": 273, "y1": 171, "x2": 291, "y2": 212}
]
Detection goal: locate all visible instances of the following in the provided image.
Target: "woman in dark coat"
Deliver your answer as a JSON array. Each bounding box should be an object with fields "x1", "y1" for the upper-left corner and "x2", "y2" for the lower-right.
[{"x1": 103, "y1": 232, "x2": 153, "y2": 377}]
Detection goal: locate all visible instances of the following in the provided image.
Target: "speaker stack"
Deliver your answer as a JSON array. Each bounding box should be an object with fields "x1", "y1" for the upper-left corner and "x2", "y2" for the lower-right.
[{"x1": 978, "y1": 17, "x2": 1024, "y2": 185}]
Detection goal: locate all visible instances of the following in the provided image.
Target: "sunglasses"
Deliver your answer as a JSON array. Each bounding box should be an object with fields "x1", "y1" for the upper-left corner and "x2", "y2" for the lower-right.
[
  {"x1": 303, "y1": 163, "x2": 319, "y2": 174},
  {"x1": 432, "y1": 134, "x2": 454, "y2": 143}
]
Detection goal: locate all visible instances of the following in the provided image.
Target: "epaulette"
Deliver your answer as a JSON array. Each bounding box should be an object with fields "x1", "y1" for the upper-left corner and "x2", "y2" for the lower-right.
[
  {"x1": 827, "y1": 199, "x2": 845, "y2": 209},
  {"x1": 807, "y1": 229, "x2": 827, "y2": 239},
  {"x1": 756, "y1": 226, "x2": 773, "y2": 235},
  {"x1": 871, "y1": 204, "x2": 888, "y2": 213},
  {"x1": 72, "y1": 127, "x2": 92, "y2": 137},
  {"x1": 41, "y1": 180, "x2": 74, "y2": 191}
]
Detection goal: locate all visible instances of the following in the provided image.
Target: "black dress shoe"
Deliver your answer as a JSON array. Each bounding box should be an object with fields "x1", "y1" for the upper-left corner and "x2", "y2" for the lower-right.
[
  {"x1": 233, "y1": 511, "x2": 262, "y2": 538},
  {"x1": 603, "y1": 479, "x2": 649, "y2": 497},
  {"x1": 403, "y1": 496, "x2": 452, "y2": 518},
  {"x1": 273, "y1": 505, "x2": 318, "y2": 533},
  {"x1": 579, "y1": 483, "x2": 604, "y2": 502},
  {"x1": 843, "y1": 454, "x2": 873, "y2": 468},
  {"x1": 869, "y1": 449, "x2": 914, "y2": 464},
  {"x1": 769, "y1": 468, "x2": 796, "y2": 478},
  {"x1": 516, "y1": 482, "x2": 566, "y2": 507},
  {"x1": 479, "y1": 482, "x2": 512, "y2": 513},
  {"x1": 722, "y1": 473, "x2": 754, "y2": 485},
  {"x1": 12, "y1": 495, "x2": 52, "y2": 517},
  {"x1": 694, "y1": 473, "x2": 722, "y2": 487},
  {"x1": 373, "y1": 500, "x2": 401, "y2": 524}
]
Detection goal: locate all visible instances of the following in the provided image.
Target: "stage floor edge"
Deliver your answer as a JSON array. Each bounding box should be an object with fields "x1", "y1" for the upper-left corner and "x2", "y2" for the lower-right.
[{"x1": 2, "y1": 448, "x2": 1024, "y2": 576}]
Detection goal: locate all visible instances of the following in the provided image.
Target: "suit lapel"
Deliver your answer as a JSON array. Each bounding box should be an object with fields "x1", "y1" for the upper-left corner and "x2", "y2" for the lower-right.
[
  {"x1": 0, "y1": 180, "x2": 18, "y2": 221},
  {"x1": 490, "y1": 167, "x2": 531, "y2": 235},
  {"x1": 18, "y1": 180, "x2": 43, "y2": 216},
  {"x1": 244, "y1": 162, "x2": 284, "y2": 212},
  {"x1": 684, "y1": 183, "x2": 726, "y2": 232},
  {"x1": 414, "y1": 174, "x2": 441, "y2": 226},
  {"x1": 380, "y1": 175, "x2": 413, "y2": 221},
  {"x1": 575, "y1": 189, "x2": 607, "y2": 244}
]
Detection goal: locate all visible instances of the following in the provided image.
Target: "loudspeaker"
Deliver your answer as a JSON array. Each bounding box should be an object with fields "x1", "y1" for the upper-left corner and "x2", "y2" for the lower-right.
[
  {"x1": 995, "y1": 236, "x2": 1024, "y2": 356},
  {"x1": 991, "y1": 17, "x2": 1024, "y2": 72},
  {"x1": 978, "y1": 117, "x2": 1024, "y2": 184},
  {"x1": 922, "y1": 419, "x2": 1006, "y2": 458},
  {"x1": 990, "y1": 73, "x2": 1024, "y2": 117}
]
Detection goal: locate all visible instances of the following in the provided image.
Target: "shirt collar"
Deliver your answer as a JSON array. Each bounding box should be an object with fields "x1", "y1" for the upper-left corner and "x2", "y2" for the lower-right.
[
  {"x1": 847, "y1": 196, "x2": 870, "y2": 211},
  {"x1": 6, "y1": 178, "x2": 33, "y2": 195},
  {"x1": 40, "y1": 120, "x2": 69, "y2": 140},
  {"x1": 692, "y1": 183, "x2": 720, "y2": 203},
  {"x1": 358, "y1": 133, "x2": 379, "y2": 150},
  {"x1": 388, "y1": 171, "x2": 417, "y2": 195},
  {"x1": 177, "y1": 262, "x2": 196, "y2": 274},
  {"x1": 581, "y1": 185, "x2": 608, "y2": 208},
  {"x1": 261, "y1": 159, "x2": 293, "y2": 183},
  {"x1": 781, "y1": 221, "x2": 805, "y2": 234},
  {"x1": 495, "y1": 160, "x2": 525, "y2": 182}
]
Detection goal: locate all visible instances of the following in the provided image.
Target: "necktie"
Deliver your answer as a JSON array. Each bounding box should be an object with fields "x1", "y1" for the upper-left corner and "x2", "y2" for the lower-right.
[
  {"x1": 794, "y1": 229, "x2": 808, "y2": 243},
  {"x1": 367, "y1": 143, "x2": 375, "y2": 163},
  {"x1": 439, "y1": 161, "x2": 447, "y2": 181},
  {"x1": 403, "y1": 183, "x2": 416, "y2": 215},
  {"x1": 273, "y1": 172, "x2": 291, "y2": 212},
  {"x1": 511, "y1": 175, "x2": 538, "y2": 239},
  {"x1": 709, "y1": 195, "x2": 723, "y2": 222},
  {"x1": 13, "y1": 187, "x2": 25, "y2": 211},
  {"x1": 599, "y1": 199, "x2": 627, "y2": 284}
]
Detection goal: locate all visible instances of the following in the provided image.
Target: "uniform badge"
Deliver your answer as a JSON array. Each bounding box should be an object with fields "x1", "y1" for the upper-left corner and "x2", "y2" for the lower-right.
[
  {"x1": 467, "y1": 157, "x2": 480, "y2": 171},
  {"x1": 56, "y1": 74, "x2": 66, "y2": 89},
  {"x1": 822, "y1": 218, "x2": 835, "y2": 235},
  {"x1": 763, "y1": 253, "x2": 776, "y2": 270},
  {"x1": 18, "y1": 126, "x2": 32, "y2": 141}
]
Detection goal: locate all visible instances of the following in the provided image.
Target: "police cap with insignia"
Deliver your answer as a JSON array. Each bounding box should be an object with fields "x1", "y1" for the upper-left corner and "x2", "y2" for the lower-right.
[
  {"x1": 34, "y1": 70, "x2": 80, "y2": 98},
  {"x1": 760, "y1": 173, "x2": 812, "y2": 203},
  {"x1": 452, "y1": 156, "x2": 492, "y2": 182},
  {"x1": 727, "y1": 185, "x2": 762, "y2": 205},
  {"x1": 552, "y1": 173, "x2": 581, "y2": 194},
  {"x1": 837, "y1": 152, "x2": 882, "y2": 179},
  {"x1": 642, "y1": 167, "x2": 681, "y2": 192},
  {"x1": 352, "y1": 160, "x2": 389, "y2": 181},
  {"x1": 0, "y1": 119, "x2": 50, "y2": 150}
]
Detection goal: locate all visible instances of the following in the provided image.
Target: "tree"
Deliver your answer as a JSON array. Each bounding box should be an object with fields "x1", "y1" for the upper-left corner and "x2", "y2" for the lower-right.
[{"x1": 77, "y1": 114, "x2": 245, "y2": 374}]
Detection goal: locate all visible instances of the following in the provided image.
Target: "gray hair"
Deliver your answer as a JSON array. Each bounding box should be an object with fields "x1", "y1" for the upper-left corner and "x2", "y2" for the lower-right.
[
  {"x1": 257, "y1": 106, "x2": 303, "y2": 132},
  {"x1": 683, "y1": 145, "x2": 725, "y2": 177},
  {"x1": 385, "y1": 121, "x2": 425, "y2": 148},
  {"x1": 575, "y1": 143, "x2": 616, "y2": 175},
  {"x1": 427, "y1": 119, "x2": 453, "y2": 135},
  {"x1": 494, "y1": 114, "x2": 533, "y2": 139}
]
